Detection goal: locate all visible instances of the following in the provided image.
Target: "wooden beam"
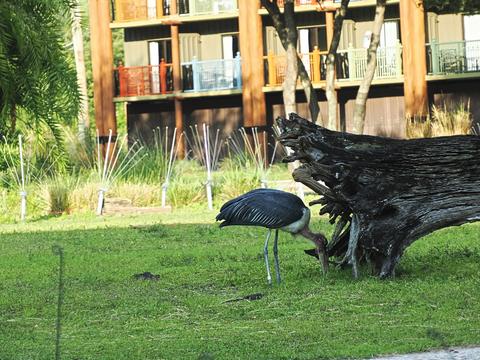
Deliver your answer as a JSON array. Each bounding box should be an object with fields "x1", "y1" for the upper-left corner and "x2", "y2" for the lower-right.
[
  {"x1": 400, "y1": 0, "x2": 428, "y2": 118},
  {"x1": 238, "y1": 0, "x2": 266, "y2": 127},
  {"x1": 88, "y1": 0, "x2": 117, "y2": 137},
  {"x1": 170, "y1": 0, "x2": 185, "y2": 157},
  {"x1": 326, "y1": 11, "x2": 334, "y2": 47},
  {"x1": 156, "y1": 0, "x2": 163, "y2": 17}
]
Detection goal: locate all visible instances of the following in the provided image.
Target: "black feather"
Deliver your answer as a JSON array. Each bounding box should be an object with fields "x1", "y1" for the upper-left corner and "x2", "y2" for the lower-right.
[{"x1": 216, "y1": 189, "x2": 307, "y2": 229}]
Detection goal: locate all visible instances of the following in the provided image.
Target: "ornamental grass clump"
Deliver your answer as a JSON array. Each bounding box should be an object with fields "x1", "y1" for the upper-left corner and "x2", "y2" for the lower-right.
[{"x1": 407, "y1": 101, "x2": 473, "y2": 138}]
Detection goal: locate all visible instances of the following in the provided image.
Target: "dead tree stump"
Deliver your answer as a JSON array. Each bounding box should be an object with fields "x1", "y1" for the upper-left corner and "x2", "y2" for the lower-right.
[{"x1": 278, "y1": 113, "x2": 480, "y2": 278}]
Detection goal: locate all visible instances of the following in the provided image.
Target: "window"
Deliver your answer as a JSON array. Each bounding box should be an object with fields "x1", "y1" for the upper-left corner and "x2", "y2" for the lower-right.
[
  {"x1": 298, "y1": 27, "x2": 328, "y2": 53},
  {"x1": 379, "y1": 21, "x2": 399, "y2": 48},
  {"x1": 298, "y1": 27, "x2": 328, "y2": 79},
  {"x1": 463, "y1": 15, "x2": 480, "y2": 71},
  {"x1": 222, "y1": 34, "x2": 239, "y2": 59},
  {"x1": 148, "y1": 39, "x2": 172, "y2": 64},
  {"x1": 148, "y1": 39, "x2": 172, "y2": 93}
]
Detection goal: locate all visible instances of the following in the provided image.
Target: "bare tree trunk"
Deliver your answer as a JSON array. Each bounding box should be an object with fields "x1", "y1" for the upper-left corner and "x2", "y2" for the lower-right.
[
  {"x1": 325, "y1": 0, "x2": 350, "y2": 130},
  {"x1": 71, "y1": 1, "x2": 90, "y2": 142},
  {"x1": 283, "y1": 0, "x2": 298, "y2": 116},
  {"x1": 352, "y1": 0, "x2": 386, "y2": 134},
  {"x1": 262, "y1": 0, "x2": 322, "y2": 125},
  {"x1": 284, "y1": 43, "x2": 298, "y2": 115}
]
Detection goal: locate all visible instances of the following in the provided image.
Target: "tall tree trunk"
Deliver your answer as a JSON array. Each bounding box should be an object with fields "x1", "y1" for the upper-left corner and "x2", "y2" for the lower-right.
[
  {"x1": 283, "y1": 0, "x2": 298, "y2": 116},
  {"x1": 71, "y1": 1, "x2": 90, "y2": 142},
  {"x1": 325, "y1": 0, "x2": 350, "y2": 130},
  {"x1": 262, "y1": 0, "x2": 322, "y2": 125},
  {"x1": 352, "y1": 0, "x2": 386, "y2": 134},
  {"x1": 284, "y1": 43, "x2": 298, "y2": 115}
]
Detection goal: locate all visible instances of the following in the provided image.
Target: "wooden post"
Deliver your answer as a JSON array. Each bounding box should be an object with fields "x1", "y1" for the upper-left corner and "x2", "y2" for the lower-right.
[
  {"x1": 400, "y1": 0, "x2": 428, "y2": 118},
  {"x1": 238, "y1": 0, "x2": 266, "y2": 127},
  {"x1": 160, "y1": 59, "x2": 167, "y2": 94},
  {"x1": 156, "y1": 0, "x2": 163, "y2": 17},
  {"x1": 267, "y1": 52, "x2": 277, "y2": 86},
  {"x1": 115, "y1": 0, "x2": 123, "y2": 21},
  {"x1": 326, "y1": 11, "x2": 334, "y2": 49},
  {"x1": 170, "y1": 0, "x2": 185, "y2": 157},
  {"x1": 88, "y1": 0, "x2": 117, "y2": 141},
  {"x1": 312, "y1": 46, "x2": 320, "y2": 83},
  {"x1": 118, "y1": 63, "x2": 127, "y2": 97},
  {"x1": 140, "y1": 67, "x2": 146, "y2": 95}
]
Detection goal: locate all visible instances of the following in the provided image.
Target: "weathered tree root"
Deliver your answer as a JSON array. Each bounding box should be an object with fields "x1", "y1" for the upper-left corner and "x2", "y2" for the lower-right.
[{"x1": 278, "y1": 113, "x2": 480, "y2": 278}]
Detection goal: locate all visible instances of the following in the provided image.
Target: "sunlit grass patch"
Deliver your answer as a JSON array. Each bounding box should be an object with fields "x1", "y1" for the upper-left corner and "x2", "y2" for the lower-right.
[{"x1": 0, "y1": 211, "x2": 479, "y2": 359}]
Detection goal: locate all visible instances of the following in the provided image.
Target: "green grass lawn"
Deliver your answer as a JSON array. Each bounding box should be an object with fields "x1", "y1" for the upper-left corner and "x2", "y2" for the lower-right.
[{"x1": 0, "y1": 209, "x2": 479, "y2": 359}]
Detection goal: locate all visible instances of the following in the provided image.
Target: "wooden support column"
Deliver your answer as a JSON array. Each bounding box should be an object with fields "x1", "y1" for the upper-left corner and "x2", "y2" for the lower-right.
[
  {"x1": 170, "y1": 0, "x2": 185, "y2": 157},
  {"x1": 88, "y1": 0, "x2": 117, "y2": 141},
  {"x1": 400, "y1": 0, "x2": 428, "y2": 118},
  {"x1": 326, "y1": 11, "x2": 334, "y2": 50},
  {"x1": 238, "y1": 0, "x2": 266, "y2": 128}
]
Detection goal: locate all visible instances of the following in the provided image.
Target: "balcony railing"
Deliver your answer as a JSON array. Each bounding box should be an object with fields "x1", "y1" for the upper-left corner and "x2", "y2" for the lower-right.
[
  {"x1": 264, "y1": 48, "x2": 329, "y2": 87},
  {"x1": 275, "y1": 0, "x2": 317, "y2": 6},
  {"x1": 115, "y1": 62, "x2": 173, "y2": 97},
  {"x1": 426, "y1": 39, "x2": 480, "y2": 75},
  {"x1": 113, "y1": 0, "x2": 237, "y2": 22},
  {"x1": 337, "y1": 41, "x2": 403, "y2": 81},
  {"x1": 181, "y1": 0, "x2": 237, "y2": 16},
  {"x1": 264, "y1": 41, "x2": 403, "y2": 87},
  {"x1": 274, "y1": 0, "x2": 362, "y2": 7},
  {"x1": 115, "y1": 56, "x2": 241, "y2": 97},
  {"x1": 182, "y1": 54, "x2": 242, "y2": 92}
]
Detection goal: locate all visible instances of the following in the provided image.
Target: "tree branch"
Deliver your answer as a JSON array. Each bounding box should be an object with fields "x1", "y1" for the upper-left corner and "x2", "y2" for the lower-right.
[
  {"x1": 352, "y1": 0, "x2": 386, "y2": 134},
  {"x1": 262, "y1": 0, "x2": 323, "y2": 124}
]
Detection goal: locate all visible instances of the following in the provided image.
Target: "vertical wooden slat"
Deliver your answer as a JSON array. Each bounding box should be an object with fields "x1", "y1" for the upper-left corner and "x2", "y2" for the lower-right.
[
  {"x1": 326, "y1": 11, "x2": 334, "y2": 48},
  {"x1": 118, "y1": 64, "x2": 127, "y2": 97},
  {"x1": 267, "y1": 52, "x2": 276, "y2": 86},
  {"x1": 312, "y1": 46, "x2": 320, "y2": 82},
  {"x1": 170, "y1": 0, "x2": 185, "y2": 157},
  {"x1": 238, "y1": 0, "x2": 253, "y2": 126},
  {"x1": 88, "y1": 0, "x2": 117, "y2": 138},
  {"x1": 238, "y1": 0, "x2": 266, "y2": 127},
  {"x1": 160, "y1": 59, "x2": 167, "y2": 94},
  {"x1": 156, "y1": 0, "x2": 163, "y2": 17},
  {"x1": 115, "y1": 0, "x2": 123, "y2": 21},
  {"x1": 400, "y1": 0, "x2": 428, "y2": 118}
]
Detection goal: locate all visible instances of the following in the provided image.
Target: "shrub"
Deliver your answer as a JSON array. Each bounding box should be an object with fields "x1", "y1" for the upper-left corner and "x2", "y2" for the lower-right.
[
  {"x1": 47, "y1": 178, "x2": 71, "y2": 214},
  {"x1": 407, "y1": 101, "x2": 473, "y2": 139}
]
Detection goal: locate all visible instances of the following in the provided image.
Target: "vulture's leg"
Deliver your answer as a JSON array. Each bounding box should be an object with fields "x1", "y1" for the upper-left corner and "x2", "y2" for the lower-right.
[
  {"x1": 273, "y1": 229, "x2": 281, "y2": 284},
  {"x1": 264, "y1": 230, "x2": 272, "y2": 285}
]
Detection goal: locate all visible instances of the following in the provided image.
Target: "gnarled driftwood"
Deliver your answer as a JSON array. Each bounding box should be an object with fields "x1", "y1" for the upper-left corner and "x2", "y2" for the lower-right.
[{"x1": 278, "y1": 113, "x2": 480, "y2": 278}]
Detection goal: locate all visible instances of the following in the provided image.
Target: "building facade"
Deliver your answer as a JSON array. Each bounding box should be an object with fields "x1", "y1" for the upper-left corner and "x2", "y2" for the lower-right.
[{"x1": 89, "y1": 0, "x2": 480, "y2": 145}]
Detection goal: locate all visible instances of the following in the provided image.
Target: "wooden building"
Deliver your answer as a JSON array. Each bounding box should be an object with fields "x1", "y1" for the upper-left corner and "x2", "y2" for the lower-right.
[{"x1": 88, "y1": 0, "x2": 480, "y2": 144}]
